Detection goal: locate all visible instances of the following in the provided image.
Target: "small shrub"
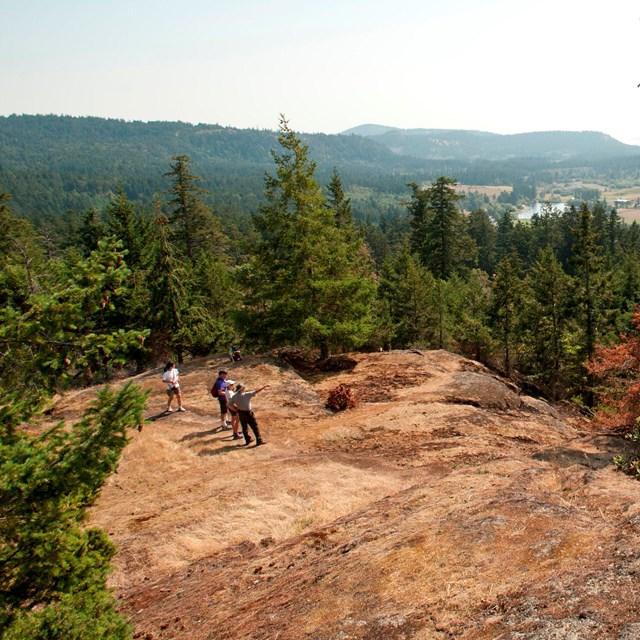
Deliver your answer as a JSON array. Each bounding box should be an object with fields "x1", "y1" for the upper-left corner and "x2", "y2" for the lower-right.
[{"x1": 326, "y1": 384, "x2": 357, "y2": 411}]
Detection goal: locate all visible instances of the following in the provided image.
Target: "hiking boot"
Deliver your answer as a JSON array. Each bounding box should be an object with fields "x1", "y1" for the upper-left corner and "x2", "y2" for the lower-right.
[
  {"x1": 255, "y1": 440, "x2": 265, "y2": 446},
  {"x1": 244, "y1": 437, "x2": 253, "y2": 446},
  {"x1": 233, "y1": 434, "x2": 242, "y2": 440}
]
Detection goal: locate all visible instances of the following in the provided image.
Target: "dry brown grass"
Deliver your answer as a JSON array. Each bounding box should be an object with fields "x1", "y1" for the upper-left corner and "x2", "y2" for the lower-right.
[{"x1": 74, "y1": 351, "x2": 640, "y2": 639}]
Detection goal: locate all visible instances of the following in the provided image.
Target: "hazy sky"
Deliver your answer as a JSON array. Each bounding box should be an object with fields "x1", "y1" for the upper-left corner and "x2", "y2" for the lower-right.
[{"x1": 3, "y1": 0, "x2": 640, "y2": 143}]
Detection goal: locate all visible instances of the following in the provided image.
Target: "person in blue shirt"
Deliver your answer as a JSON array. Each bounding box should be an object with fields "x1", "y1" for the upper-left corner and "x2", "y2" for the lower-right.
[{"x1": 211, "y1": 369, "x2": 230, "y2": 430}]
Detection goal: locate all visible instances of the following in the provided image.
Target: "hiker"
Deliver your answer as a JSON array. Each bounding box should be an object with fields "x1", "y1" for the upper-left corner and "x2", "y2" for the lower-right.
[
  {"x1": 229, "y1": 382, "x2": 270, "y2": 446},
  {"x1": 211, "y1": 369, "x2": 230, "y2": 430},
  {"x1": 224, "y1": 379, "x2": 242, "y2": 440},
  {"x1": 162, "y1": 361, "x2": 185, "y2": 412},
  {"x1": 228, "y1": 344, "x2": 243, "y2": 362}
]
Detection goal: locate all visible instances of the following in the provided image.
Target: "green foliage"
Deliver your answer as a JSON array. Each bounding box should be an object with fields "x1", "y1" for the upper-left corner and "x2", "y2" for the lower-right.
[
  {"x1": 490, "y1": 254, "x2": 525, "y2": 375},
  {"x1": 378, "y1": 244, "x2": 439, "y2": 348},
  {"x1": 520, "y1": 248, "x2": 574, "y2": 398},
  {"x1": 245, "y1": 117, "x2": 376, "y2": 358},
  {"x1": 449, "y1": 270, "x2": 494, "y2": 363},
  {"x1": 0, "y1": 237, "x2": 148, "y2": 399},
  {"x1": 0, "y1": 383, "x2": 147, "y2": 638},
  {"x1": 408, "y1": 177, "x2": 475, "y2": 279},
  {"x1": 165, "y1": 155, "x2": 226, "y2": 263}
]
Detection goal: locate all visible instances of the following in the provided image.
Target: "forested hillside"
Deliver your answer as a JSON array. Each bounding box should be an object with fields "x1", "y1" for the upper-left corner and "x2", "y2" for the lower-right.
[
  {"x1": 0, "y1": 114, "x2": 423, "y2": 222},
  {"x1": 4, "y1": 115, "x2": 640, "y2": 227},
  {"x1": 343, "y1": 124, "x2": 640, "y2": 161}
]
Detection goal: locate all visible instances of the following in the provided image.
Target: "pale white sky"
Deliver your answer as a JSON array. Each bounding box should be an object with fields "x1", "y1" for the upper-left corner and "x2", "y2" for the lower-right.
[{"x1": 2, "y1": 0, "x2": 640, "y2": 143}]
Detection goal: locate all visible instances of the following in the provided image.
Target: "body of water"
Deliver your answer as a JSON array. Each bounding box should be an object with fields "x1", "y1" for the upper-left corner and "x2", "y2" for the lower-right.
[{"x1": 517, "y1": 202, "x2": 566, "y2": 220}]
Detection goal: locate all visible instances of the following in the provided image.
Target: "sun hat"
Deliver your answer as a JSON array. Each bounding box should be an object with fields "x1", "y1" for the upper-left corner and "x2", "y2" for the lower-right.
[{"x1": 227, "y1": 379, "x2": 235, "y2": 385}]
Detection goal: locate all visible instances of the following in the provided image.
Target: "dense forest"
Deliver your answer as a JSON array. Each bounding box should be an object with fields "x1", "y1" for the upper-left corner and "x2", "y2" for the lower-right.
[
  {"x1": 5, "y1": 114, "x2": 640, "y2": 637},
  {"x1": 4, "y1": 114, "x2": 640, "y2": 230}
]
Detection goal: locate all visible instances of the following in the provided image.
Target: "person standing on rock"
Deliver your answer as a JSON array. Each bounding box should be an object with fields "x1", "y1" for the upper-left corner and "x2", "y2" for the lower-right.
[
  {"x1": 229, "y1": 383, "x2": 270, "y2": 446},
  {"x1": 211, "y1": 369, "x2": 230, "y2": 430},
  {"x1": 162, "y1": 361, "x2": 186, "y2": 413}
]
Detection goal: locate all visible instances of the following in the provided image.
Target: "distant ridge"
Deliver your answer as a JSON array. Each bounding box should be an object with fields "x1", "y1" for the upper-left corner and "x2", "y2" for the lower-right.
[{"x1": 341, "y1": 124, "x2": 640, "y2": 161}]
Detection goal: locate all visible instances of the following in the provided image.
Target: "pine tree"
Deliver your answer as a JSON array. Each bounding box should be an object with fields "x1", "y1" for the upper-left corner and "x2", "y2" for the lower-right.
[
  {"x1": 521, "y1": 247, "x2": 573, "y2": 398},
  {"x1": 106, "y1": 188, "x2": 145, "y2": 272},
  {"x1": 165, "y1": 155, "x2": 224, "y2": 263},
  {"x1": 0, "y1": 230, "x2": 149, "y2": 638},
  {"x1": 490, "y1": 254, "x2": 525, "y2": 376},
  {"x1": 571, "y1": 203, "x2": 608, "y2": 405},
  {"x1": 466, "y1": 208, "x2": 497, "y2": 274},
  {"x1": 0, "y1": 383, "x2": 147, "y2": 639},
  {"x1": 0, "y1": 194, "x2": 47, "y2": 306},
  {"x1": 246, "y1": 117, "x2": 376, "y2": 358},
  {"x1": 378, "y1": 243, "x2": 438, "y2": 348},
  {"x1": 408, "y1": 177, "x2": 473, "y2": 279},
  {"x1": 495, "y1": 210, "x2": 516, "y2": 265},
  {"x1": 326, "y1": 167, "x2": 354, "y2": 232},
  {"x1": 0, "y1": 238, "x2": 147, "y2": 397},
  {"x1": 572, "y1": 203, "x2": 605, "y2": 363},
  {"x1": 145, "y1": 216, "x2": 189, "y2": 362},
  {"x1": 449, "y1": 269, "x2": 493, "y2": 363},
  {"x1": 78, "y1": 210, "x2": 106, "y2": 256},
  {"x1": 530, "y1": 202, "x2": 563, "y2": 258}
]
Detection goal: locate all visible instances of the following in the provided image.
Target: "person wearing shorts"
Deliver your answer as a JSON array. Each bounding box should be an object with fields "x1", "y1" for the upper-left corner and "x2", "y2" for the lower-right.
[{"x1": 162, "y1": 361, "x2": 185, "y2": 412}]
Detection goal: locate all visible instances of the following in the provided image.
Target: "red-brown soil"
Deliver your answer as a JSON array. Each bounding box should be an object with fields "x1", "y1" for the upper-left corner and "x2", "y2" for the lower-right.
[{"x1": 53, "y1": 349, "x2": 640, "y2": 639}]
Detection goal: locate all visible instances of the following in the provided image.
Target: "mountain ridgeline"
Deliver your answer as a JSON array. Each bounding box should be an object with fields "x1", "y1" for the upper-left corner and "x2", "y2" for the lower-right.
[
  {"x1": 2, "y1": 114, "x2": 640, "y2": 221},
  {"x1": 341, "y1": 124, "x2": 640, "y2": 161}
]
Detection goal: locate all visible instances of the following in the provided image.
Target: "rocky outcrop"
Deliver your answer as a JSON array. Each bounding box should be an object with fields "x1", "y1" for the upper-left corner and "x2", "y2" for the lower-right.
[{"x1": 66, "y1": 350, "x2": 637, "y2": 639}]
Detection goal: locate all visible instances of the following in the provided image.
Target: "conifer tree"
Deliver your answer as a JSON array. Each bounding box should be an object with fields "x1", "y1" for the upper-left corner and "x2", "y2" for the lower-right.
[
  {"x1": 0, "y1": 238, "x2": 146, "y2": 396},
  {"x1": 165, "y1": 155, "x2": 224, "y2": 263},
  {"x1": 558, "y1": 203, "x2": 580, "y2": 274},
  {"x1": 571, "y1": 203, "x2": 609, "y2": 404},
  {"x1": 326, "y1": 167, "x2": 354, "y2": 232},
  {"x1": 521, "y1": 247, "x2": 573, "y2": 398},
  {"x1": 106, "y1": 188, "x2": 145, "y2": 272},
  {"x1": 0, "y1": 232, "x2": 149, "y2": 638},
  {"x1": 246, "y1": 117, "x2": 376, "y2": 358},
  {"x1": 408, "y1": 177, "x2": 473, "y2": 279},
  {"x1": 572, "y1": 203, "x2": 606, "y2": 364},
  {"x1": 378, "y1": 243, "x2": 438, "y2": 347},
  {"x1": 466, "y1": 208, "x2": 497, "y2": 274},
  {"x1": 495, "y1": 210, "x2": 516, "y2": 264},
  {"x1": 450, "y1": 269, "x2": 493, "y2": 363},
  {"x1": 490, "y1": 254, "x2": 525, "y2": 376},
  {"x1": 0, "y1": 193, "x2": 47, "y2": 306},
  {"x1": 0, "y1": 384, "x2": 147, "y2": 639},
  {"x1": 79, "y1": 210, "x2": 106, "y2": 256},
  {"x1": 145, "y1": 216, "x2": 188, "y2": 361},
  {"x1": 530, "y1": 202, "x2": 563, "y2": 258}
]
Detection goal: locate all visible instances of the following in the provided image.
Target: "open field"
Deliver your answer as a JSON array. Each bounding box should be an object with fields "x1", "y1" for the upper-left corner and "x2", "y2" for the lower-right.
[{"x1": 456, "y1": 184, "x2": 511, "y2": 197}]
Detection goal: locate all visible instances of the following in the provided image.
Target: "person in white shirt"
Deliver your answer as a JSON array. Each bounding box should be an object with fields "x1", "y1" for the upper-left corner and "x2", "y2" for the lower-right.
[
  {"x1": 161, "y1": 361, "x2": 185, "y2": 413},
  {"x1": 224, "y1": 380, "x2": 242, "y2": 440}
]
